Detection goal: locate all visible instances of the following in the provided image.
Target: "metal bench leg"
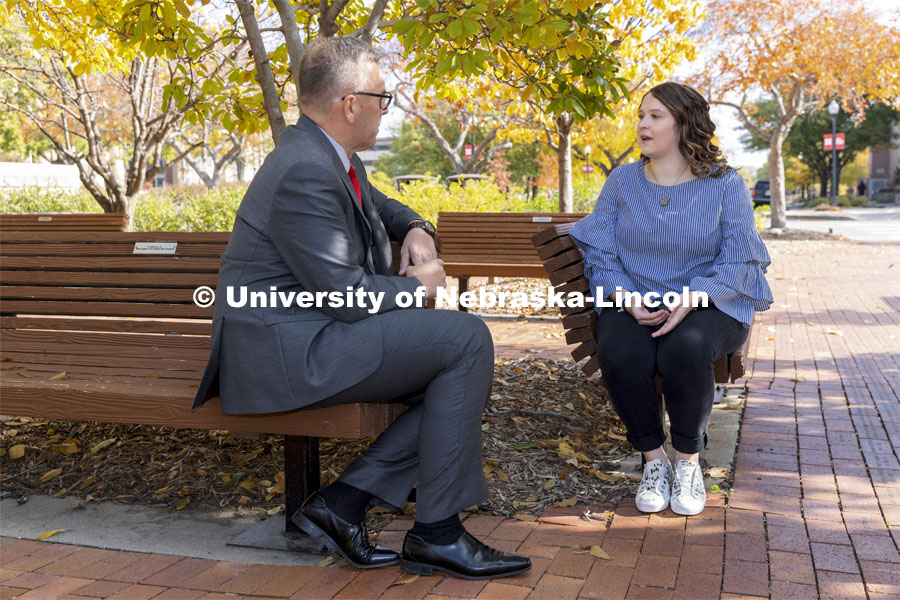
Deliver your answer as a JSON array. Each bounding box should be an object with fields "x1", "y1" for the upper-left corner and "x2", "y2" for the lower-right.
[
  {"x1": 284, "y1": 434, "x2": 320, "y2": 533},
  {"x1": 228, "y1": 434, "x2": 332, "y2": 553}
]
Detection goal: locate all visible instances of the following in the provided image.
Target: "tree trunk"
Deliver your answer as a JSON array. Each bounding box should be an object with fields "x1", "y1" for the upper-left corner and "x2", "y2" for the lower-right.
[
  {"x1": 819, "y1": 169, "x2": 829, "y2": 197},
  {"x1": 768, "y1": 131, "x2": 788, "y2": 229},
  {"x1": 556, "y1": 114, "x2": 573, "y2": 213}
]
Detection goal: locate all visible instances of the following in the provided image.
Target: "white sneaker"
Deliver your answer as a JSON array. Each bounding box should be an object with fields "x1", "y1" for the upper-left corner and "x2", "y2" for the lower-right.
[
  {"x1": 670, "y1": 459, "x2": 706, "y2": 516},
  {"x1": 635, "y1": 458, "x2": 672, "y2": 513}
]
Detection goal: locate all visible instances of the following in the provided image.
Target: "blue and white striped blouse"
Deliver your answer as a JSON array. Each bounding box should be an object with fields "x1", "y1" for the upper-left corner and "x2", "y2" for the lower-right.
[{"x1": 569, "y1": 160, "x2": 773, "y2": 327}]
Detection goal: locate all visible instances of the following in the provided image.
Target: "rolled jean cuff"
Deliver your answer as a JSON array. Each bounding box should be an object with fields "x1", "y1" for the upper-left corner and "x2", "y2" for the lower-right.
[
  {"x1": 627, "y1": 427, "x2": 667, "y2": 453},
  {"x1": 671, "y1": 430, "x2": 708, "y2": 454}
]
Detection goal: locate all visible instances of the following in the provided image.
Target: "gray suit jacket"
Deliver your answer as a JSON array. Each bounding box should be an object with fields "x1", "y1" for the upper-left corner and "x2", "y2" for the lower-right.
[{"x1": 192, "y1": 115, "x2": 422, "y2": 414}]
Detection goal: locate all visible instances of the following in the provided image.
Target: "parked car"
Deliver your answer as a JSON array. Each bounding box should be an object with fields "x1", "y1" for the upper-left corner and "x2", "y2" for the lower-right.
[{"x1": 752, "y1": 179, "x2": 770, "y2": 207}]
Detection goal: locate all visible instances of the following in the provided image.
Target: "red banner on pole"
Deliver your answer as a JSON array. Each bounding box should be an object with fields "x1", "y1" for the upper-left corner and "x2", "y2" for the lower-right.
[{"x1": 824, "y1": 134, "x2": 846, "y2": 151}]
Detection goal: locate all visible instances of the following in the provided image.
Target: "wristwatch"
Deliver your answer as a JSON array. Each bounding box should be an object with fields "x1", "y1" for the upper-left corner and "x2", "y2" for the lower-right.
[{"x1": 408, "y1": 219, "x2": 436, "y2": 237}]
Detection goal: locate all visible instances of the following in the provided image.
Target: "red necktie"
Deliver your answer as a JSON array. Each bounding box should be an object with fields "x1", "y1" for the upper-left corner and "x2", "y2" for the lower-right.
[{"x1": 348, "y1": 165, "x2": 362, "y2": 208}]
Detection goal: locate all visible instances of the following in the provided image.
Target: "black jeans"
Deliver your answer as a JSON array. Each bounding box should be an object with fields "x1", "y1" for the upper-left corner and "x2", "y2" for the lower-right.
[{"x1": 595, "y1": 305, "x2": 748, "y2": 454}]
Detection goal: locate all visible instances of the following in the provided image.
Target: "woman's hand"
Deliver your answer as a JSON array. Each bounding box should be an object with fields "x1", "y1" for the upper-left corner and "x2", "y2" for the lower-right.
[
  {"x1": 650, "y1": 304, "x2": 693, "y2": 337},
  {"x1": 628, "y1": 304, "x2": 670, "y2": 327},
  {"x1": 613, "y1": 289, "x2": 670, "y2": 326}
]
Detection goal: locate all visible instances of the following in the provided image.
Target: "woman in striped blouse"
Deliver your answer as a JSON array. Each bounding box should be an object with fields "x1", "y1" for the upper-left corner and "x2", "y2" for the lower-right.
[{"x1": 569, "y1": 82, "x2": 773, "y2": 516}]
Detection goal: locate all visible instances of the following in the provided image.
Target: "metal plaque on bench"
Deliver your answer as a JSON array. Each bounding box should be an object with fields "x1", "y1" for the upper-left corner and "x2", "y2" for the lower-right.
[{"x1": 133, "y1": 242, "x2": 178, "y2": 255}]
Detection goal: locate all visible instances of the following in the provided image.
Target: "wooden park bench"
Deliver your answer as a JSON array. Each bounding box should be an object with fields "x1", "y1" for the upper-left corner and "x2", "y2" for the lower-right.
[
  {"x1": 0, "y1": 231, "x2": 404, "y2": 552},
  {"x1": 0, "y1": 212, "x2": 129, "y2": 231},
  {"x1": 531, "y1": 222, "x2": 751, "y2": 384},
  {"x1": 436, "y1": 212, "x2": 588, "y2": 302}
]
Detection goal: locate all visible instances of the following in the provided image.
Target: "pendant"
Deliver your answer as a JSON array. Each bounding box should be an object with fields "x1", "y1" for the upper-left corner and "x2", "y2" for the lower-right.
[{"x1": 660, "y1": 196, "x2": 669, "y2": 206}]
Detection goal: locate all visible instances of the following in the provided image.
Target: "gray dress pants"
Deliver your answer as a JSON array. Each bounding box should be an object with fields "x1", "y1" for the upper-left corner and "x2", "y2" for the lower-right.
[{"x1": 308, "y1": 308, "x2": 493, "y2": 522}]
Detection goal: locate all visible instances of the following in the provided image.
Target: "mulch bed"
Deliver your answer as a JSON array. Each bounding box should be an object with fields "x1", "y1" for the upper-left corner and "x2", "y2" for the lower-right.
[{"x1": 0, "y1": 359, "x2": 643, "y2": 527}]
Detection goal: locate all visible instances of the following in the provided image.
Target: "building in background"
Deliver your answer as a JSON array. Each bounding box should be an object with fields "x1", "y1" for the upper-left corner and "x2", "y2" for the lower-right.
[
  {"x1": 868, "y1": 121, "x2": 900, "y2": 197},
  {"x1": 357, "y1": 136, "x2": 394, "y2": 173}
]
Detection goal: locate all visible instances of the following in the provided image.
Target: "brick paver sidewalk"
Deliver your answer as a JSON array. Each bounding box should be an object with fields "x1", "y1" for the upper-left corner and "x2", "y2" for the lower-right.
[{"x1": 1, "y1": 239, "x2": 899, "y2": 599}]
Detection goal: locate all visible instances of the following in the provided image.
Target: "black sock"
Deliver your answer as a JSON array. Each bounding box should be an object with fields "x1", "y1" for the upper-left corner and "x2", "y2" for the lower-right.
[
  {"x1": 409, "y1": 513, "x2": 465, "y2": 545},
  {"x1": 318, "y1": 481, "x2": 371, "y2": 524}
]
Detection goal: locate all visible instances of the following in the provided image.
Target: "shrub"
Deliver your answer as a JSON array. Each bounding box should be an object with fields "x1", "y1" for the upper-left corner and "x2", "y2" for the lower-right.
[
  {"x1": 0, "y1": 187, "x2": 99, "y2": 213},
  {"x1": 754, "y1": 204, "x2": 770, "y2": 231}
]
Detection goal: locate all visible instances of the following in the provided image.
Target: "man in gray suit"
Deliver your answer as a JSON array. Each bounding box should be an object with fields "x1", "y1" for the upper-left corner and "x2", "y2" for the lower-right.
[{"x1": 193, "y1": 37, "x2": 530, "y2": 580}]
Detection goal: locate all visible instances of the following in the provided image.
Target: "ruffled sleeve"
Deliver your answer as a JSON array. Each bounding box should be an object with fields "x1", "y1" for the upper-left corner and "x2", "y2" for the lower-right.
[
  {"x1": 569, "y1": 170, "x2": 638, "y2": 301},
  {"x1": 689, "y1": 172, "x2": 773, "y2": 326}
]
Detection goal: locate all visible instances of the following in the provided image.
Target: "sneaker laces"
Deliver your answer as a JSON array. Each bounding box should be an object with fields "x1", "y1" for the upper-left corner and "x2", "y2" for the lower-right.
[
  {"x1": 673, "y1": 460, "x2": 703, "y2": 497},
  {"x1": 638, "y1": 459, "x2": 668, "y2": 496}
]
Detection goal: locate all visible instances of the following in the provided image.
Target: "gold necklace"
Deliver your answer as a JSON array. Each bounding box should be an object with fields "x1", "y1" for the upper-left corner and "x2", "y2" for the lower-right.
[{"x1": 647, "y1": 161, "x2": 690, "y2": 206}]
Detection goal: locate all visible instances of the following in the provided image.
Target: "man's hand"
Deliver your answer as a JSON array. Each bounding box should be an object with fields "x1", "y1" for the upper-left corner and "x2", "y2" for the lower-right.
[
  {"x1": 405, "y1": 258, "x2": 446, "y2": 299},
  {"x1": 650, "y1": 304, "x2": 692, "y2": 337},
  {"x1": 398, "y1": 227, "x2": 437, "y2": 275}
]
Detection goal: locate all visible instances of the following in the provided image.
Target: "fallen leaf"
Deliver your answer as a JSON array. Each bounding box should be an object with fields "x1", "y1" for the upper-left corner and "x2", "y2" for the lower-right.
[
  {"x1": 39, "y1": 468, "x2": 62, "y2": 483},
  {"x1": 513, "y1": 512, "x2": 537, "y2": 522},
  {"x1": 272, "y1": 472, "x2": 285, "y2": 494},
  {"x1": 318, "y1": 556, "x2": 336, "y2": 567},
  {"x1": 48, "y1": 371, "x2": 67, "y2": 380},
  {"x1": 590, "y1": 545, "x2": 611, "y2": 560},
  {"x1": 79, "y1": 475, "x2": 96, "y2": 490},
  {"x1": 9, "y1": 444, "x2": 25, "y2": 460},
  {"x1": 267, "y1": 504, "x2": 285, "y2": 516},
  {"x1": 37, "y1": 529, "x2": 66, "y2": 540},
  {"x1": 174, "y1": 497, "x2": 190, "y2": 510},
  {"x1": 52, "y1": 443, "x2": 79, "y2": 455},
  {"x1": 238, "y1": 496, "x2": 251, "y2": 505},
  {"x1": 707, "y1": 467, "x2": 728, "y2": 478},
  {"x1": 542, "y1": 479, "x2": 556, "y2": 490},
  {"x1": 497, "y1": 471, "x2": 510, "y2": 483},
  {"x1": 721, "y1": 402, "x2": 743, "y2": 411},
  {"x1": 607, "y1": 431, "x2": 627, "y2": 442},
  {"x1": 555, "y1": 496, "x2": 578, "y2": 507},
  {"x1": 391, "y1": 573, "x2": 420, "y2": 586},
  {"x1": 91, "y1": 438, "x2": 116, "y2": 454}
]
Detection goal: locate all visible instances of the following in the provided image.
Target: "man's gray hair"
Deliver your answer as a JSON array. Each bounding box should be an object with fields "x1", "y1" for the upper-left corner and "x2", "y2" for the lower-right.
[{"x1": 299, "y1": 37, "x2": 383, "y2": 113}]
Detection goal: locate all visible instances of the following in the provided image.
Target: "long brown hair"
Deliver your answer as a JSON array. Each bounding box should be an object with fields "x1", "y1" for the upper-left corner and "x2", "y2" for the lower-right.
[{"x1": 640, "y1": 82, "x2": 733, "y2": 179}]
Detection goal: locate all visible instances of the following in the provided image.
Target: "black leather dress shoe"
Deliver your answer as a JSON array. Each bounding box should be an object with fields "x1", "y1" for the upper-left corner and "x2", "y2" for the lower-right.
[
  {"x1": 291, "y1": 492, "x2": 399, "y2": 569},
  {"x1": 401, "y1": 531, "x2": 532, "y2": 580}
]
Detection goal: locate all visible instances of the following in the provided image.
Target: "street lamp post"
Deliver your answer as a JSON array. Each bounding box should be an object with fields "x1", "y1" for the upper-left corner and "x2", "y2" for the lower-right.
[{"x1": 828, "y1": 100, "x2": 840, "y2": 206}]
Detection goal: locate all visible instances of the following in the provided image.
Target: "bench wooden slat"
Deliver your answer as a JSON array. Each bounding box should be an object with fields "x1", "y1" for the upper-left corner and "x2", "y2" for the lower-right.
[
  {"x1": 0, "y1": 271, "x2": 217, "y2": 288},
  {"x1": 2, "y1": 350, "x2": 207, "y2": 371},
  {"x1": 1, "y1": 329, "x2": 211, "y2": 350},
  {"x1": 443, "y1": 264, "x2": 549, "y2": 278},
  {"x1": 0, "y1": 213, "x2": 129, "y2": 231},
  {"x1": 2, "y1": 359, "x2": 204, "y2": 381},
  {"x1": 1, "y1": 286, "x2": 202, "y2": 303},
  {"x1": 0, "y1": 384, "x2": 402, "y2": 437},
  {"x1": 2, "y1": 256, "x2": 222, "y2": 272},
  {"x1": 1, "y1": 243, "x2": 228, "y2": 257},
  {"x1": 0, "y1": 317, "x2": 211, "y2": 336},
  {"x1": 0, "y1": 231, "x2": 230, "y2": 243},
  {"x1": 0, "y1": 300, "x2": 213, "y2": 319}
]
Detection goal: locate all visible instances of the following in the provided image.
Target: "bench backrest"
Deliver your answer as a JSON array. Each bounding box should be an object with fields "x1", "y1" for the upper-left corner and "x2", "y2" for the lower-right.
[
  {"x1": 0, "y1": 231, "x2": 405, "y2": 437},
  {"x1": 1, "y1": 212, "x2": 129, "y2": 231},
  {"x1": 437, "y1": 212, "x2": 587, "y2": 266},
  {"x1": 0, "y1": 231, "x2": 225, "y2": 335}
]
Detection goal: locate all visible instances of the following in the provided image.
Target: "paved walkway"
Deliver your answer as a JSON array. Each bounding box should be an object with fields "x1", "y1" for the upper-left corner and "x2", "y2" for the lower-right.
[{"x1": 2, "y1": 239, "x2": 899, "y2": 599}]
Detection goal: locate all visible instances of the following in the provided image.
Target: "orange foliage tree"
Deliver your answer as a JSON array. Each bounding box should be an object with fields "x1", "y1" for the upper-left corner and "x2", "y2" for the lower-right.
[{"x1": 691, "y1": 0, "x2": 900, "y2": 228}]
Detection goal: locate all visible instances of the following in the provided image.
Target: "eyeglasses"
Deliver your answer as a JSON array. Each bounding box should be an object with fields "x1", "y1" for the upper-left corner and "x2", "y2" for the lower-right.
[{"x1": 341, "y1": 91, "x2": 393, "y2": 110}]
